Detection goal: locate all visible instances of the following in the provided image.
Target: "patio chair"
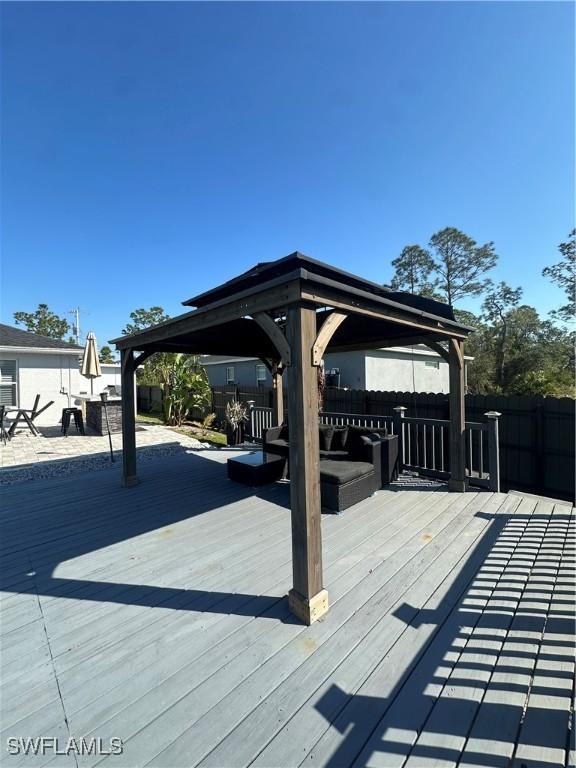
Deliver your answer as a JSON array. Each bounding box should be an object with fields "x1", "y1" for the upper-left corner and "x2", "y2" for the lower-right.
[
  {"x1": 7, "y1": 394, "x2": 54, "y2": 437},
  {"x1": 0, "y1": 405, "x2": 10, "y2": 445}
]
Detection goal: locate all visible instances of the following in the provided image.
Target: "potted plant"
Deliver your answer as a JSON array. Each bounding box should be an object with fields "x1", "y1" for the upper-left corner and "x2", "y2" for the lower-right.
[{"x1": 225, "y1": 400, "x2": 248, "y2": 446}]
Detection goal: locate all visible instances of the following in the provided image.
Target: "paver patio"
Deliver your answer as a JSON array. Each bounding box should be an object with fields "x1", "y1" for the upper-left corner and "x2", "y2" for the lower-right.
[
  {"x1": 0, "y1": 423, "x2": 204, "y2": 484},
  {"x1": 1, "y1": 449, "x2": 573, "y2": 767}
]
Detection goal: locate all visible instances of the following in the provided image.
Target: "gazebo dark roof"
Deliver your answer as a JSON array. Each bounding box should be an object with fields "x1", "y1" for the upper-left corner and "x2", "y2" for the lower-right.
[
  {"x1": 112, "y1": 252, "x2": 472, "y2": 357},
  {"x1": 183, "y1": 252, "x2": 457, "y2": 323}
]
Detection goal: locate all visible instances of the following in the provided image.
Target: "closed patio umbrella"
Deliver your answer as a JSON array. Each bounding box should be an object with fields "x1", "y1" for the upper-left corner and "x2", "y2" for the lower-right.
[{"x1": 81, "y1": 331, "x2": 102, "y2": 395}]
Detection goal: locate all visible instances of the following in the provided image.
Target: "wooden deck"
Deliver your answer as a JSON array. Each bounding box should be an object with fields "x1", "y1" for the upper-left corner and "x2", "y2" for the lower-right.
[{"x1": 1, "y1": 449, "x2": 574, "y2": 768}]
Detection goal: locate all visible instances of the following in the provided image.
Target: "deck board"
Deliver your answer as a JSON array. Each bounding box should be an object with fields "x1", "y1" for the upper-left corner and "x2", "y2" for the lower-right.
[{"x1": 1, "y1": 451, "x2": 573, "y2": 768}]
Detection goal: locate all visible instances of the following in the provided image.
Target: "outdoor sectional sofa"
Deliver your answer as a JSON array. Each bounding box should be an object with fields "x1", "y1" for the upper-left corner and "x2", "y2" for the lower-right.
[{"x1": 263, "y1": 423, "x2": 384, "y2": 513}]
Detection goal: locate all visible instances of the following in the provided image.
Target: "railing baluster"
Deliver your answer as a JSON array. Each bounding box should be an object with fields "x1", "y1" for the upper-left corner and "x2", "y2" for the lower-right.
[
  {"x1": 440, "y1": 425, "x2": 445, "y2": 472},
  {"x1": 479, "y1": 428, "x2": 484, "y2": 479}
]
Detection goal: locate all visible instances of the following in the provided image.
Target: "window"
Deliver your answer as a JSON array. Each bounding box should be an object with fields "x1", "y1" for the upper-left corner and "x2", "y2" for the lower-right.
[
  {"x1": 425, "y1": 360, "x2": 440, "y2": 369},
  {"x1": 0, "y1": 360, "x2": 17, "y2": 406},
  {"x1": 255, "y1": 364, "x2": 267, "y2": 387},
  {"x1": 226, "y1": 366, "x2": 235, "y2": 385}
]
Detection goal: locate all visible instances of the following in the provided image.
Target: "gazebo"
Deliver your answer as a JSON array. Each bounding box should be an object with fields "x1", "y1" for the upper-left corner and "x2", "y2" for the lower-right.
[{"x1": 112, "y1": 253, "x2": 474, "y2": 624}]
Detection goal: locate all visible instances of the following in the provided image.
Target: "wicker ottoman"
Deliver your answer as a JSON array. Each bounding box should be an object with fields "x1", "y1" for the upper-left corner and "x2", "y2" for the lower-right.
[{"x1": 320, "y1": 459, "x2": 376, "y2": 513}]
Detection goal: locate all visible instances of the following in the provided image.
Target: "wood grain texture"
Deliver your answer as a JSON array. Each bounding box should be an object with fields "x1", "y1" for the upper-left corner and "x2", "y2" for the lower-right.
[{"x1": 286, "y1": 304, "x2": 323, "y2": 605}]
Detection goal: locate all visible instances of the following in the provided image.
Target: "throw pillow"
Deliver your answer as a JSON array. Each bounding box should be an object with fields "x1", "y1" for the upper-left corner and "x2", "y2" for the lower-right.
[
  {"x1": 331, "y1": 426, "x2": 349, "y2": 451},
  {"x1": 319, "y1": 424, "x2": 336, "y2": 451}
]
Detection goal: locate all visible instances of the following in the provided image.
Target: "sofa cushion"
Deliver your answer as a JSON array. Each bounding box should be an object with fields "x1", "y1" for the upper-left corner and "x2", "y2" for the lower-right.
[
  {"x1": 330, "y1": 426, "x2": 349, "y2": 451},
  {"x1": 319, "y1": 449, "x2": 349, "y2": 460},
  {"x1": 319, "y1": 424, "x2": 335, "y2": 451},
  {"x1": 320, "y1": 460, "x2": 374, "y2": 485},
  {"x1": 265, "y1": 439, "x2": 289, "y2": 455}
]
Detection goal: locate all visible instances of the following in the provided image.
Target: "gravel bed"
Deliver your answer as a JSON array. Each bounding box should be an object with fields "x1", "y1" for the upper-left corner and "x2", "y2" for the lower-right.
[{"x1": 0, "y1": 442, "x2": 205, "y2": 487}]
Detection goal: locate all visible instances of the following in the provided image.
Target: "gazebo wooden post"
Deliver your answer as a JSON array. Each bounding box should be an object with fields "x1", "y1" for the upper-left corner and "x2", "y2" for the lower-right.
[
  {"x1": 120, "y1": 349, "x2": 138, "y2": 488},
  {"x1": 448, "y1": 338, "x2": 467, "y2": 492},
  {"x1": 272, "y1": 362, "x2": 284, "y2": 426},
  {"x1": 285, "y1": 303, "x2": 328, "y2": 624}
]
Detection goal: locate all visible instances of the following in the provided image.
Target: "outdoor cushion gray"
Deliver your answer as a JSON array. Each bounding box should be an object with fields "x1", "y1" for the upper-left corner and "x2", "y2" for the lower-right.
[{"x1": 320, "y1": 460, "x2": 374, "y2": 485}]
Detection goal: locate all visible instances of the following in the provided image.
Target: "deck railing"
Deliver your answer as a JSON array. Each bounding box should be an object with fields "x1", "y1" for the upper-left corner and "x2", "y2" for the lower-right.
[
  {"x1": 393, "y1": 407, "x2": 501, "y2": 492},
  {"x1": 246, "y1": 403, "x2": 501, "y2": 492}
]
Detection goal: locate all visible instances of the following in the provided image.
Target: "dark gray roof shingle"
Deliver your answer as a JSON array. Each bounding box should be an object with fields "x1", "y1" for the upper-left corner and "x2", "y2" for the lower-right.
[{"x1": 0, "y1": 323, "x2": 84, "y2": 351}]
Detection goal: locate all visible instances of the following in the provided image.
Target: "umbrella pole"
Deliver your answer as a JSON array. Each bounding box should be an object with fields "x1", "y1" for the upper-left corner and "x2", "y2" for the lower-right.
[{"x1": 100, "y1": 393, "x2": 115, "y2": 463}]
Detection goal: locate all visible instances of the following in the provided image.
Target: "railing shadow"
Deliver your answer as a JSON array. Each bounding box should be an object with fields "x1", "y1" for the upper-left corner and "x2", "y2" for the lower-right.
[{"x1": 313, "y1": 508, "x2": 574, "y2": 767}]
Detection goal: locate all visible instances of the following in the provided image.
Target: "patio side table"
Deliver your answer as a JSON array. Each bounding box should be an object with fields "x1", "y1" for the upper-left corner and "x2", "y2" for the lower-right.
[{"x1": 227, "y1": 452, "x2": 286, "y2": 486}]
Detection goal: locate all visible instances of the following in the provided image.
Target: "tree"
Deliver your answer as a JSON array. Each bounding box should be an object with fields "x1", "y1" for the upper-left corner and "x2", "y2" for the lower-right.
[
  {"x1": 481, "y1": 282, "x2": 523, "y2": 390},
  {"x1": 122, "y1": 307, "x2": 170, "y2": 335},
  {"x1": 14, "y1": 304, "x2": 70, "y2": 340},
  {"x1": 390, "y1": 245, "x2": 438, "y2": 296},
  {"x1": 99, "y1": 346, "x2": 116, "y2": 364},
  {"x1": 452, "y1": 309, "x2": 494, "y2": 394},
  {"x1": 122, "y1": 306, "x2": 212, "y2": 422},
  {"x1": 500, "y1": 308, "x2": 573, "y2": 396},
  {"x1": 122, "y1": 307, "x2": 172, "y2": 388},
  {"x1": 428, "y1": 227, "x2": 497, "y2": 305},
  {"x1": 542, "y1": 229, "x2": 575, "y2": 324}
]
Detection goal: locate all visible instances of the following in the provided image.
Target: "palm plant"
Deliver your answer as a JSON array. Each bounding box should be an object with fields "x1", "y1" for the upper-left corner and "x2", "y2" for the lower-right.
[{"x1": 162, "y1": 354, "x2": 211, "y2": 427}]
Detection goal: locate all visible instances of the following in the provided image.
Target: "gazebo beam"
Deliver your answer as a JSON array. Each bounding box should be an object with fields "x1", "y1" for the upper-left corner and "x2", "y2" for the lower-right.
[
  {"x1": 327, "y1": 333, "x2": 449, "y2": 354},
  {"x1": 300, "y1": 288, "x2": 467, "y2": 340},
  {"x1": 286, "y1": 304, "x2": 327, "y2": 625},
  {"x1": 114, "y1": 280, "x2": 301, "y2": 351},
  {"x1": 448, "y1": 338, "x2": 467, "y2": 492}
]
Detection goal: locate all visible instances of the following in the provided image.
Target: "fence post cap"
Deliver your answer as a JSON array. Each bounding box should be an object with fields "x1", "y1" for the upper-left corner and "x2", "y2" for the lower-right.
[
  {"x1": 247, "y1": 400, "x2": 255, "y2": 409},
  {"x1": 393, "y1": 406, "x2": 408, "y2": 414},
  {"x1": 484, "y1": 411, "x2": 501, "y2": 419}
]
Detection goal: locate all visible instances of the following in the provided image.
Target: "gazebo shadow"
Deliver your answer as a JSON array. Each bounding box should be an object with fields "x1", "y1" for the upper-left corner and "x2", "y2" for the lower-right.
[{"x1": 1, "y1": 450, "x2": 296, "y2": 620}]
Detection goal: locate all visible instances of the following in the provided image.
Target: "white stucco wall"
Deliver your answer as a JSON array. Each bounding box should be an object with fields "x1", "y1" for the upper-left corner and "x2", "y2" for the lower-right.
[
  {"x1": 2, "y1": 351, "x2": 121, "y2": 425},
  {"x1": 323, "y1": 351, "x2": 367, "y2": 389},
  {"x1": 364, "y1": 349, "x2": 451, "y2": 393}
]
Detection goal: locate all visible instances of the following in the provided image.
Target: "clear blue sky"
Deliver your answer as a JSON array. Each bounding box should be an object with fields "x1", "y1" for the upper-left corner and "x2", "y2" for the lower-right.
[{"x1": 1, "y1": 1, "x2": 574, "y2": 349}]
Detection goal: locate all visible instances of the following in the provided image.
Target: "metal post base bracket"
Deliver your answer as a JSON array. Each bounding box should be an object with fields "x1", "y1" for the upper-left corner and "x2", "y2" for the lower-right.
[{"x1": 288, "y1": 588, "x2": 329, "y2": 625}]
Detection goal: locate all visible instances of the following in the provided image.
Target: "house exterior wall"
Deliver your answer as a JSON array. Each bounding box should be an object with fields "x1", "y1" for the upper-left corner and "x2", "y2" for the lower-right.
[
  {"x1": 323, "y1": 351, "x2": 367, "y2": 389},
  {"x1": 202, "y1": 348, "x2": 466, "y2": 396},
  {"x1": 2, "y1": 351, "x2": 121, "y2": 425},
  {"x1": 204, "y1": 359, "x2": 272, "y2": 388},
  {"x1": 364, "y1": 349, "x2": 450, "y2": 393}
]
